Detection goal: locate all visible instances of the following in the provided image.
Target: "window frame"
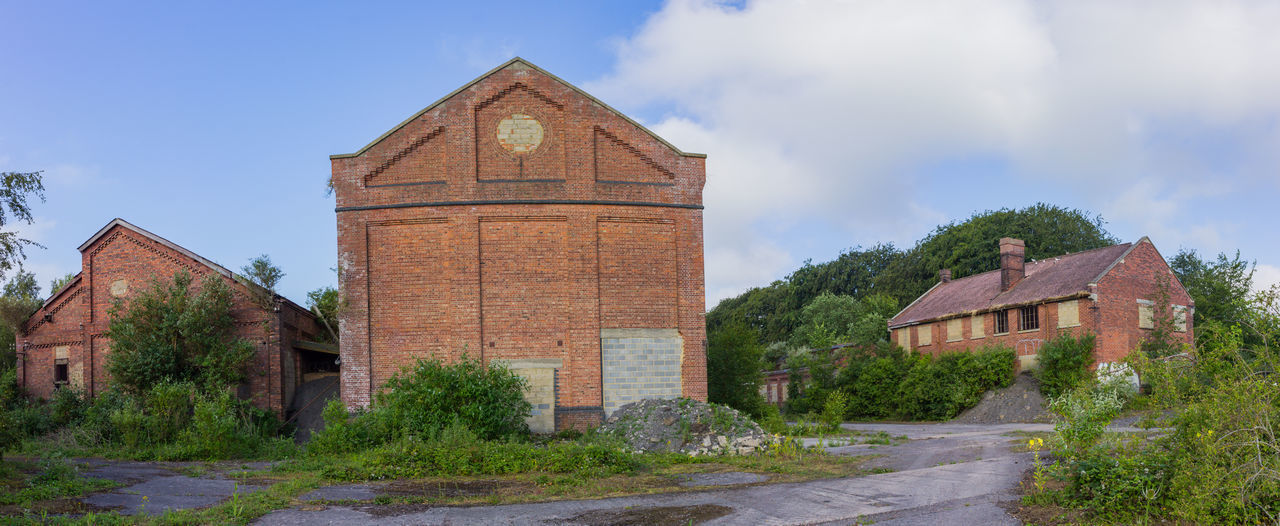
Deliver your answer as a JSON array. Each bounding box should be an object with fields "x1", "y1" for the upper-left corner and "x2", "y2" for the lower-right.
[
  {"x1": 994, "y1": 309, "x2": 1009, "y2": 334},
  {"x1": 54, "y1": 358, "x2": 69, "y2": 386},
  {"x1": 1019, "y1": 305, "x2": 1040, "y2": 331}
]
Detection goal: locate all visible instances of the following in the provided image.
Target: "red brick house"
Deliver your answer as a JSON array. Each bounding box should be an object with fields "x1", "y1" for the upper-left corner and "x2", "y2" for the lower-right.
[
  {"x1": 330, "y1": 58, "x2": 707, "y2": 432},
  {"x1": 888, "y1": 237, "x2": 1194, "y2": 369},
  {"x1": 14, "y1": 219, "x2": 327, "y2": 416}
]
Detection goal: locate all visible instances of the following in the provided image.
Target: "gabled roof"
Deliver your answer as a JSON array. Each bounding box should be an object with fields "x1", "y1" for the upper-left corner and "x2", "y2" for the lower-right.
[
  {"x1": 75, "y1": 218, "x2": 307, "y2": 312},
  {"x1": 888, "y1": 240, "x2": 1141, "y2": 328},
  {"x1": 329, "y1": 57, "x2": 706, "y2": 160}
]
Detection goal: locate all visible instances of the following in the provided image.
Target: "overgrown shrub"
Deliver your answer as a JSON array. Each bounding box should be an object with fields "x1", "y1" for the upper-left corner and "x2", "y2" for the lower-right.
[
  {"x1": 1048, "y1": 377, "x2": 1130, "y2": 458},
  {"x1": 897, "y1": 347, "x2": 1016, "y2": 420},
  {"x1": 842, "y1": 354, "x2": 909, "y2": 418},
  {"x1": 1034, "y1": 291, "x2": 1280, "y2": 524},
  {"x1": 1037, "y1": 333, "x2": 1096, "y2": 398},
  {"x1": 306, "y1": 400, "x2": 381, "y2": 455},
  {"x1": 374, "y1": 355, "x2": 530, "y2": 441},
  {"x1": 309, "y1": 355, "x2": 532, "y2": 455},
  {"x1": 820, "y1": 390, "x2": 847, "y2": 431},
  {"x1": 104, "y1": 271, "x2": 255, "y2": 394},
  {"x1": 49, "y1": 386, "x2": 88, "y2": 429},
  {"x1": 145, "y1": 381, "x2": 196, "y2": 444}
]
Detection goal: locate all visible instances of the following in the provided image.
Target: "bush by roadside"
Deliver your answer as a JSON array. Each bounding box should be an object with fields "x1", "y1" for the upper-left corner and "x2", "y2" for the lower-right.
[
  {"x1": 1024, "y1": 291, "x2": 1280, "y2": 524},
  {"x1": 1035, "y1": 333, "x2": 1096, "y2": 399},
  {"x1": 307, "y1": 355, "x2": 530, "y2": 455},
  {"x1": 789, "y1": 343, "x2": 1016, "y2": 422}
]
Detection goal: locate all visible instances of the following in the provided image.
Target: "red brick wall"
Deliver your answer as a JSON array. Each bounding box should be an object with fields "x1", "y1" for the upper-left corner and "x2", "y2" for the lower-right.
[
  {"x1": 16, "y1": 224, "x2": 320, "y2": 415},
  {"x1": 333, "y1": 61, "x2": 707, "y2": 428},
  {"x1": 896, "y1": 300, "x2": 1098, "y2": 359},
  {"x1": 891, "y1": 240, "x2": 1194, "y2": 367},
  {"x1": 1094, "y1": 240, "x2": 1194, "y2": 363}
]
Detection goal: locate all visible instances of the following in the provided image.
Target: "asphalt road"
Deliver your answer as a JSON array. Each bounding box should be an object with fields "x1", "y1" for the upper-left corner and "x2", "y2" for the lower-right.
[{"x1": 254, "y1": 422, "x2": 1049, "y2": 525}]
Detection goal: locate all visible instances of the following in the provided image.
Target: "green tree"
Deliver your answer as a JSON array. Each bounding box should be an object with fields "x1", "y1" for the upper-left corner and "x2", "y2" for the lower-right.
[
  {"x1": 874, "y1": 203, "x2": 1117, "y2": 307},
  {"x1": 104, "y1": 271, "x2": 255, "y2": 393},
  {"x1": 848, "y1": 293, "x2": 898, "y2": 345},
  {"x1": 794, "y1": 292, "x2": 861, "y2": 348},
  {"x1": 0, "y1": 270, "x2": 42, "y2": 373},
  {"x1": 706, "y1": 321, "x2": 766, "y2": 417},
  {"x1": 306, "y1": 286, "x2": 341, "y2": 342},
  {"x1": 0, "y1": 171, "x2": 46, "y2": 282},
  {"x1": 49, "y1": 272, "x2": 77, "y2": 293},
  {"x1": 240, "y1": 254, "x2": 284, "y2": 292},
  {"x1": 1169, "y1": 249, "x2": 1254, "y2": 339}
]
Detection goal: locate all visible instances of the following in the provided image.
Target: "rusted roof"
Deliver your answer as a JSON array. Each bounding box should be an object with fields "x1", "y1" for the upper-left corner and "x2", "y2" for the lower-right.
[{"x1": 888, "y1": 241, "x2": 1136, "y2": 328}]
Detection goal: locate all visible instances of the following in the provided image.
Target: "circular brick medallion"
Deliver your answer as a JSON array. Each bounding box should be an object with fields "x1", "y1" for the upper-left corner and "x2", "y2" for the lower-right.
[{"x1": 496, "y1": 113, "x2": 544, "y2": 154}]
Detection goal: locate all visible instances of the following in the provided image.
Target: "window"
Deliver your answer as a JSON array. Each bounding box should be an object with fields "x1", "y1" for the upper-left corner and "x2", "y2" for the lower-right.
[
  {"x1": 917, "y1": 324, "x2": 932, "y2": 346},
  {"x1": 1057, "y1": 299, "x2": 1079, "y2": 328},
  {"x1": 970, "y1": 314, "x2": 985, "y2": 339},
  {"x1": 1174, "y1": 305, "x2": 1188, "y2": 332},
  {"x1": 995, "y1": 309, "x2": 1009, "y2": 334},
  {"x1": 1019, "y1": 306, "x2": 1039, "y2": 331},
  {"x1": 1138, "y1": 300, "x2": 1154, "y2": 329},
  {"x1": 946, "y1": 318, "x2": 962, "y2": 342},
  {"x1": 54, "y1": 359, "x2": 68, "y2": 385},
  {"x1": 897, "y1": 328, "x2": 911, "y2": 350}
]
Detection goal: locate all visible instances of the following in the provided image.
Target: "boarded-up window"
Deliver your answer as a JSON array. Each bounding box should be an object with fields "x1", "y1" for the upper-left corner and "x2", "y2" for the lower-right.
[
  {"x1": 1058, "y1": 299, "x2": 1080, "y2": 328},
  {"x1": 1174, "y1": 306, "x2": 1188, "y2": 332},
  {"x1": 970, "y1": 314, "x2": 984, "y2": 338},
  {"x1": 1138, "y1": 302, "x2": 1154, "y2": 329},
  {"x1": 897, "y1": 328, "x2": 911, "y2": 350},
  {"x1": 917, "y1": 324, "x2": 932, "y2": 346},
  {"x1": 946, "y1": 318, "x2": 962, "y2": 342}
]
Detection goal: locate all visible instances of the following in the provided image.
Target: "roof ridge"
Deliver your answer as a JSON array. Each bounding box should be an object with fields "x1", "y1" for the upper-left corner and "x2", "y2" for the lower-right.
[
  {"x1": 330, "y1": 57, "x2": 706, "y2": 160},
  {"x1": 75, "y1": 219, "x2": 309, "y2": 312},
  {"x1": 935, "y1": 240, "x2": 1133, "y2": 285}
]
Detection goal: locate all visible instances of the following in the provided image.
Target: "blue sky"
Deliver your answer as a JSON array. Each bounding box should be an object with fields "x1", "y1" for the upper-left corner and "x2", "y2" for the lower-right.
[{"x1": 3, "y1": 1, "x2": 1279, "y2": 307}]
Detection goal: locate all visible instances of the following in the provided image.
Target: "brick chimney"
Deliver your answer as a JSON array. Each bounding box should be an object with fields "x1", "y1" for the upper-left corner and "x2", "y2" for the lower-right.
[
  {"x1": 939, "y1": 269, "x2": 951, "y2": 283},
  {"x1": 999, "y1": 237, "x2": 1025, "y2": 291}
]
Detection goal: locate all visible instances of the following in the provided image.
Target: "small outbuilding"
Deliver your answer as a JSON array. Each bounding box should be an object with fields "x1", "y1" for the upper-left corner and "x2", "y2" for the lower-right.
[{"x1": 14, "y1": 219, "x2": 332, "y2": 417}]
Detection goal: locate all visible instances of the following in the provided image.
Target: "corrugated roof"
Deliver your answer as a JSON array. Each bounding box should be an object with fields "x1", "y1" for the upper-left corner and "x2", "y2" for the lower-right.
[{"x1": 888, "y1": 242, "x2": 1135, "y2": 327}]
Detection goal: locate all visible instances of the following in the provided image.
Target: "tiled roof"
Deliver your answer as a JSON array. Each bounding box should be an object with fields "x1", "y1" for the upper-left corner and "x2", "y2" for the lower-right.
[{"x1": 888, "y1": 242, "x2": 1136, "y2": 327}]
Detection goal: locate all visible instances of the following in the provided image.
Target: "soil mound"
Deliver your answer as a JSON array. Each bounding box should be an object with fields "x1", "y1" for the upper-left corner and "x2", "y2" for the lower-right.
[
  {"x1": 952, "y1": 372, "x2": 1051, "y2": 424},
  {"x1": 597, "y1": 398, "x2": 773, "y2": 455}
]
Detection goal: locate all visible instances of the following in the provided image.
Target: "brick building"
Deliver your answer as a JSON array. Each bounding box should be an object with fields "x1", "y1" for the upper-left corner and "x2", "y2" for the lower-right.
[
  {"x1": 14, "y1": 219, "x2": 328, "y2": 416},
  {"x1": 330, "y1": 58, "x2": 708, "y2": 432},
  {"x1": 888, "y1": 237, "x2": 1194, "y2": 369}
]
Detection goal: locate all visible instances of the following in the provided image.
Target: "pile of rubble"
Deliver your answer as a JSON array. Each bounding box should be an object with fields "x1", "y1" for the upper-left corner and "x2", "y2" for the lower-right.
[
  {"x1": 952, "y1": 372, "x2": 1051, "y2": 424},
  {"x1": 598, "y1": 398, "x2": 774, "y2": 456}
]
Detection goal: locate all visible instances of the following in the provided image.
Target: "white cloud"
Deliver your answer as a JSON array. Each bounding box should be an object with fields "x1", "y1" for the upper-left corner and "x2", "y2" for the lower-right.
[
  {"x1": 589, "y1": 0, "x2": 1280, "y2": 305},
  {"x1": 1255, "y1": 264, "x2": 1280, "y2": 294}
]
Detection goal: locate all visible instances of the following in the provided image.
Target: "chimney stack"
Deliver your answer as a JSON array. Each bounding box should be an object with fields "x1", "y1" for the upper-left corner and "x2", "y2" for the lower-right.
[
  {"x1": 939, "y1": 269, "x2": 951, "y2": 283},
  {"x1": 999, "y1": 237, "x2": 1025, "y2": 291}
]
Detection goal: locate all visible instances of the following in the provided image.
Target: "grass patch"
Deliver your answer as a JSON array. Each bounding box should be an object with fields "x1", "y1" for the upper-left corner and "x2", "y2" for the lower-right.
[{"x1": 0, "y1": 457, "x2": 120, "y2": 508}]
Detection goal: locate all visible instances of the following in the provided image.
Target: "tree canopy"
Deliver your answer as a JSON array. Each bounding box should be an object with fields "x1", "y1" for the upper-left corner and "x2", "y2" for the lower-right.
[
  {"x1": 0, "y1": 171, "x2": 46, "y2": 282},
  {"x1": 706, "y1": 203, "x2": 1118, "y2": 345},
  {"x1": 306, "y1": 286, "x2": 340, "y2": 342}
]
